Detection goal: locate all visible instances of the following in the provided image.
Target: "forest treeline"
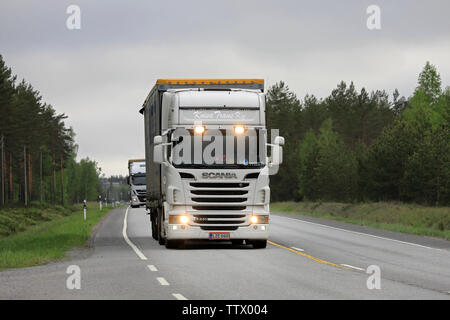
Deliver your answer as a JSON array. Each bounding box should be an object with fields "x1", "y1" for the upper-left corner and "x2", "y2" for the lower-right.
[
  {"x1": 267, "y1": 62, "x2": 450, "y2": 206},
  {"x1": 0, "y1": 54, "x2": 101, "y2": 206}
]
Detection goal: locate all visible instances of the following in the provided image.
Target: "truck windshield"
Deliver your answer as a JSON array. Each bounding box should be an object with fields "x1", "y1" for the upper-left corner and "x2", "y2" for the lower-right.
[
  {"x1": 131, "y1": 175, "x2": 146, "y2": 185},
  {"x1": 170, "y1": 128, "x2": 266, "y2": 169}
]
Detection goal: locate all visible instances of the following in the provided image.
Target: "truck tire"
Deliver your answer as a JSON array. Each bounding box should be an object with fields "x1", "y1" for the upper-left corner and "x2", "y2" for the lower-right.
[
  {"x1": 157, "y1": 207, "x2": 165, "y2": 245},
  {"x1": 150, "y1": 212, "x2": 158, "y2": 240},
  {"x1": 251, "y1": 240, "x2": 267, "y2": 249}
]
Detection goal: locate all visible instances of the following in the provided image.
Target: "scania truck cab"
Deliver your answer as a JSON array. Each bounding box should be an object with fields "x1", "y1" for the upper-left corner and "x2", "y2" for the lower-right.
[
  {"x1": 128, "y1": 159, "x2": 146, "y2": 208},
  {"x1": 140, "y1": 79, "x2": 284, "y2": 248}
]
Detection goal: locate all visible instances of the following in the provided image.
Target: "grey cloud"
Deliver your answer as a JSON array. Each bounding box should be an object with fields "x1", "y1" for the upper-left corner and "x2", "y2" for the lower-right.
[{"x1": 1, "y1": 0, "x2": 449, "y2": 175}]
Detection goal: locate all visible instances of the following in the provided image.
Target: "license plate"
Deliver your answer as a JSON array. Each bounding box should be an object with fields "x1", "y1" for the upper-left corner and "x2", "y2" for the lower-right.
[{"x1": 209, "y1": 232, "x2": 230, "y2": 240}]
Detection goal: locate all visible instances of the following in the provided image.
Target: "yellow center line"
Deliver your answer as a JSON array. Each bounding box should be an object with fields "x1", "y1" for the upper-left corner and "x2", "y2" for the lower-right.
[{"x1": 267, "y1": 240, "x2": 350, "y2": 270}]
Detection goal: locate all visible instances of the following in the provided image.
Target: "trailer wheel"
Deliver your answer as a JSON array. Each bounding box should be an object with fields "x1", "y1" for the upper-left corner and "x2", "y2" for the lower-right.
[
  {"x1": 157, "y1": 207, "x2": 165, "y2": 245},
  {"x1": 251, "y1": 240, "x2": 267, "y2": 249}
]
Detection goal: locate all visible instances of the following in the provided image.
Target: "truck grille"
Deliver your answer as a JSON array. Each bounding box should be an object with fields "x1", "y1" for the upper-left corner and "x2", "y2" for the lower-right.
[
  {"x1": 135, "y1": 190, "x2": 146, "y2": 202},
  {"x1": 192, "y1": 214, "x2": 246, "y2": 224},
  {"x1": 188, "y1": 181, "x2": 251, "y2": 226},
  {"x1": 200, "y1": 226, "x2": 239, "y2": 231},
  {"x1": 192, "y1": 206, "x2": 246, "y2": 211}
]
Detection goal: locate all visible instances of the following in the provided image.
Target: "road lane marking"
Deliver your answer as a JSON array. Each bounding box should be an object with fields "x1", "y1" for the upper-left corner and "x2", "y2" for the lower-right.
[
  {"x1": 277, "y1": 215, "x2": 442, "y2": 251},
  {"x1": 268, "y1": 240, "x2": 349, "y2": 270},
  {"x1": 291, "y1": 246, "x2": 304, "y2": 252},
  {"x1": 147, "y1": 265, "x2": 158, "y2": 272},
  {"x1": 173, "y1": 293, "x2": 188, "y2": 300},
  {"x1": 340, "y1": 264, "x2": 365, "y2": 271},
  {"x1": 123, "y1": 206, "x2": 148, "y2": 260},
  {"x1": 157, "y1": 277, "x2": 169, "y2": 286}
]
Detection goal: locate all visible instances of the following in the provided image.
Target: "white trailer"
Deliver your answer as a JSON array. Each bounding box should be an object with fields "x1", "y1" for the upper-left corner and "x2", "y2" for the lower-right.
[{"x1": 139, "y1": 79, "x2": 284, "y2": 248}]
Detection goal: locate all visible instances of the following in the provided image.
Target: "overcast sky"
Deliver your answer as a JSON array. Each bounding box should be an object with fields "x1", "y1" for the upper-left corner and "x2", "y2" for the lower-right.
[{"x1": 1, "y1": 0, "x2": 449, "y2": 176}]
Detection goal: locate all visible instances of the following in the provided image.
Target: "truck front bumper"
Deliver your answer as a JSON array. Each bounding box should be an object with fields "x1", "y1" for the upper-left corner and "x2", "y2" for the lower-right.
[
  {"x1": 166, "y1": 224, "x2": 269, "y2": 240},
  {"x1": 130, "y1": 200, "x2": 145, "y2": 207}
]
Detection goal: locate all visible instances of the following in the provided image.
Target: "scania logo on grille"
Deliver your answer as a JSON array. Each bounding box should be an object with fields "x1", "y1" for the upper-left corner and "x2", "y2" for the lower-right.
[{"x1": 202, "y1": 172, "x2": 237, "y2": 179}]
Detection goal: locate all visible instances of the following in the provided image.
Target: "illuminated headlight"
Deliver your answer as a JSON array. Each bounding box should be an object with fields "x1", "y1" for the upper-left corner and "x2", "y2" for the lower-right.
[
  {"x1": 250, "y1": 215, "x2": 269, "y2": 224},
  {"x1": 169, "y1": 214, "x2": 189, "y2": 225},
  {"x1": 234, "y1": 125, "x2": 246, "y2": 135},
  {"x1": 132, "y1": 196, "x2": 138, "y2": 201},
  {"x1": 180, "y1": 215, "x2": 189, "y2": 224},
  {"x1": 194, "y1": 125, "x2": 205, "y2": 134}
]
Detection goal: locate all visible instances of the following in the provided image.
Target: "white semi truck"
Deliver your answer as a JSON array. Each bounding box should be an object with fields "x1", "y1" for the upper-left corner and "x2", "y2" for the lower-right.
[
  {"x1": 140, "y1": 79, "x2": 284, "y2": 248},
  {"x1": 127, "y1": 159, "x2": 146, "y2": 208}
]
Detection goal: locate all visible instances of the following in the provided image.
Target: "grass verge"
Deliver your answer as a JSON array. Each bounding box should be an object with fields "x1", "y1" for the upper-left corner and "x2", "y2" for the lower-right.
[
  {"x1": 270, "y1": 201, "x2": 450, "y2": 241},
  {"x1": 0, "y1": 203, "x2": 117, "y2": 270}
]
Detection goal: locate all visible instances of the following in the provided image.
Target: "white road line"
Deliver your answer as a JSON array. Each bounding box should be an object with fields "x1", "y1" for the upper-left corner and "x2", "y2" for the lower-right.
[
  {"x1": 147, "y1": 265, "x2": 158, "y2": 272},
  {"x1": 173, "y1": 293, "x2": 188, "y2": 300},
  {"x1": 122, "y1": 206, "x2": 148, "y2": 260},
  {"x1": 157, "y1": 277, "x2": 170, "y2": 286},
  {"x1": 277, "y1": 215, "x2": 442, "y2": 251},
  {"x1": 340, "y1": 264, "x2": 365, "y2": 271},
  {"x1": 291, "y1": 247, "x2": 305, "y2": 252}
]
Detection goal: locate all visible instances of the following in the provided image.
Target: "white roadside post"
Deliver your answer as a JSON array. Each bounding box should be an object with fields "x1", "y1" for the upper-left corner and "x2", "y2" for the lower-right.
[
  {"x1": 99, "y1": 195, "x2": 102, "y2": 210},
  {"x1": 83, "y1": 200, "x2": 87, "y2": 220}
]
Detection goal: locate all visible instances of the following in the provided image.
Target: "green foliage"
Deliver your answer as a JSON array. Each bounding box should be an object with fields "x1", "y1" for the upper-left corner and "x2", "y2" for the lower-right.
[
  {"x1": 266, "y1": 81, "x2": 302, "y2": 201},
  {"x1": 402, "y1": 124, "x2": 450, "y2": 205},
  {"x1": 364, "y1": 120, "x2": 423, "y2": 201},
  {"x1": 0, "y1": 202, "x2": 113, "y2": 270},
  {"x1": 0, "y1": 54, "x2": 101, "y2": 206},
  {"x1": 267, "y1": 60, "x2": 449, "y2": 206},
  {"x1": 416, "y1": 61, "x2": 442, "y2": 106},
  {"x1": 298, "y1": 120, "x2": 358, "y2": 202}
]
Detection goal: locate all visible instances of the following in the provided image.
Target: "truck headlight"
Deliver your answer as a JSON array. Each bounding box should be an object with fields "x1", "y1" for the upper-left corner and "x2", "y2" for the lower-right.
[
  {"x1": 234, "y1": 125, "x2": 246, "y2": 135},
  {"x1": 132, "y1": 196, "x2": 138, "y2": 201},
  {"x1": 169, "y1": 214, "x2": 189, "y2": 225},
  {"x1": 180, "y1": 215, "x2": 189, "y2": 224},
  {"x1": 250, "y1": 215, "x2": 269, "y2": 224},
  {"x1": 194, "y1": 125, "x2": 205, "y2": 134}
]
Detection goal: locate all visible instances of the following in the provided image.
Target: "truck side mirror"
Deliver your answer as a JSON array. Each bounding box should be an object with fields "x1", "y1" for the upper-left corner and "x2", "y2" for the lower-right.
[
  {"x1": 274, "y1": 136, "x2": 285, "y2": 146},
  {"x1": 271, "y1": 145, "x2": 283, "y2": 166},
  {"x1": 154, "y1": 135, "x2": 163, "y2": 145},
  {"x1": 267, "y1": 136, "x2": 284, "y2": 167},
  {"x1": 126, "y1": 176, "x2": 130, "y2": 185}
]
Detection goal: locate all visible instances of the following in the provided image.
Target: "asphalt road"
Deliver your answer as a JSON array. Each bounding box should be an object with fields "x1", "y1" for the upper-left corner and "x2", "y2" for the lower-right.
[{"x1": 1, "y1": 206, "x2": 449, "y2": 299}]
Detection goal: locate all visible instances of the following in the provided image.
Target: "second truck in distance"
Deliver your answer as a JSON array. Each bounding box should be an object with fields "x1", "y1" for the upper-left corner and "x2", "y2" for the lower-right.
[{"x1": 128, "y1": 158, "x2": 146, "y2": 208}]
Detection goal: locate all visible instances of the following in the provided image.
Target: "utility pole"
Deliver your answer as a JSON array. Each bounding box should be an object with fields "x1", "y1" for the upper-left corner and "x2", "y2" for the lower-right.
[
  {"x1": 1, "y1": 134, "x2": 4, "y2": 206},
  {"x1": 60, "y1": 152, "x2": 64, "y2": 206},
  {"x1": 40, "y1": 148, "x2": 43, "y2": 203},
  {"x1": 24, "y1": 146, "x2": 27, "y2": 206}
]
